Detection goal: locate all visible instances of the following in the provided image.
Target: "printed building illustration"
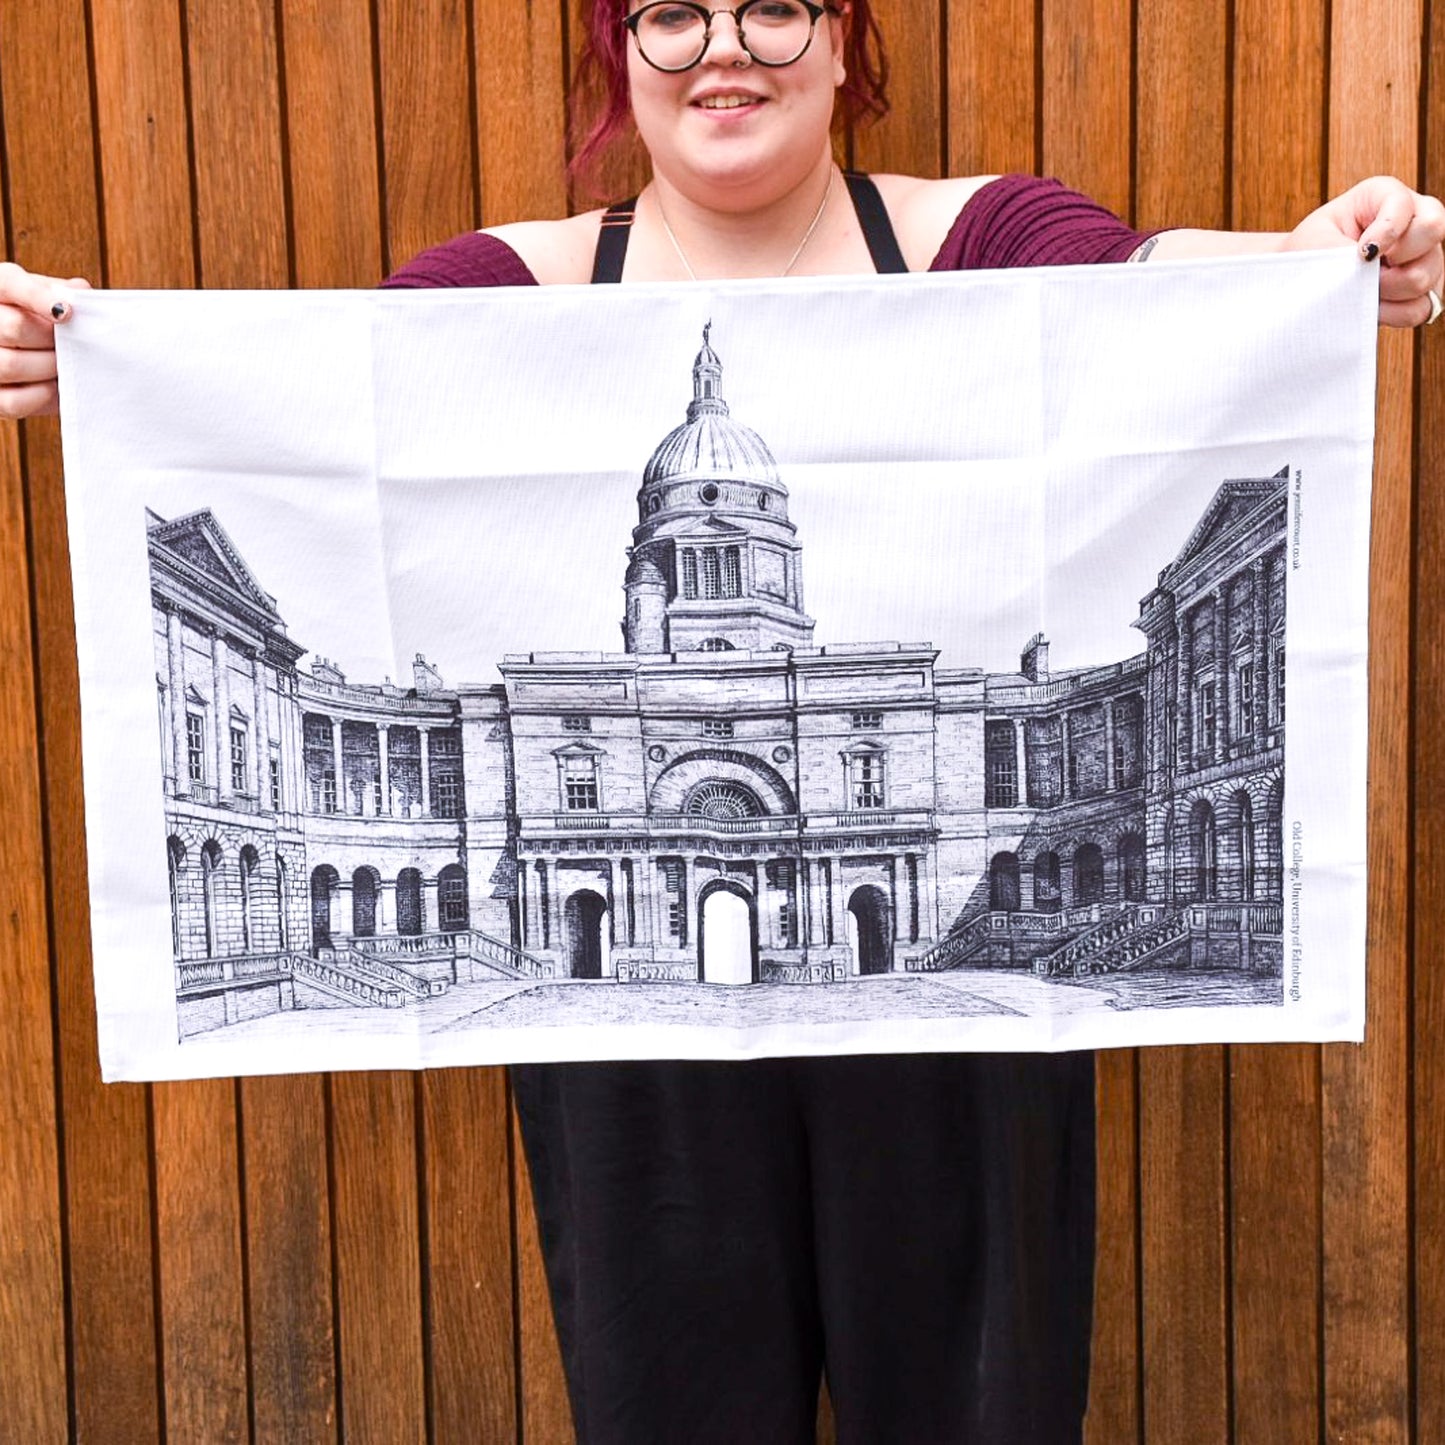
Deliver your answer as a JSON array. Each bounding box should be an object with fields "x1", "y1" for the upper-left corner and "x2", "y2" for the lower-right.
[{"x1": 154, "y1": 331, "x2": 1286, "y2": 1037}]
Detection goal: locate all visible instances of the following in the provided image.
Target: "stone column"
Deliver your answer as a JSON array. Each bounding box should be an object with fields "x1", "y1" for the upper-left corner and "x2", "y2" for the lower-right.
[
  {"x1": 1214, "y1": 585, "x2": 1231, "y2": 758},
  {"x1": 890, "y1": 857, "x2": 906, "y2": 945},
  {"x1": 211, "y1": 632, "x2": 231, "y2": 801},
  {"x1": 329, "y1": 716, "x2": 344, "y2": 814},
  {"x1": 1060, "y1": 711, "x2": 1073, "y2": 801},
  {"x1": 1014, "y1": 719, "x2": 1028, "y2": 807},
  {"x1": 677, "y1": 858, "x2": 691, "y2": 948},
  {"x1": 800, "y1": 859, "x2": 814, "y2": 947},
  {"x1": 828, "y1": 859, "x2": 845, "y2": 948},
  {"x1": 419, "y1": 726, "x2": 432, "y2": 817},
  {"x1": 621, "y1": 859, "x2": 635, "y2": 946},
  {"x1": 605, "y1": 862, "x2": 616, "y2": 946},
  {"x1": 1251, "y1": 557, "x2": 1268, "y2": 739},
  {"x1": 1176, "y1": 614, "x2": 1194, "y2": 768},
  {"x1": 377, "y1": 724, "x2": 392, "y2": 815},
  {"x1": 166, "y1": 605, "x2": 186, "y2": 793},
  {"x1": 251, "y1": 651, "x2": 268, "y2": 805},
  {"x1": 377, "y1": 879, "x2": 396, "y2": 934},
  {"x1": 422, "y1": 877, "x2": 439, "y2": 934},
  {"x1": 1103, "y1": 698, "x2": 1116, "y2": 792}
]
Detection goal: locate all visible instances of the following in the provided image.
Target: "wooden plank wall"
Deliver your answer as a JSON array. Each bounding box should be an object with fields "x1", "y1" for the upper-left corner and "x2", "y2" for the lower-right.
[{"x1": 0, "y1": 2, "x2": 1437, "y2": 1439}]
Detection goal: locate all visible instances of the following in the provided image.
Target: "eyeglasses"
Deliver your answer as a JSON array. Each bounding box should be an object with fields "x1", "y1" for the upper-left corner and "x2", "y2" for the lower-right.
[{"x1": 623, "y1": 1, "x2": 830, "y2": 73}]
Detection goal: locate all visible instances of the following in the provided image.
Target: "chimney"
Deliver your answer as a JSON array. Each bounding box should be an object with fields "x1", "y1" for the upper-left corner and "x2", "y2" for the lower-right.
[
  {"x1": 413, "y1": 653, "x2": 444, "y2": 694},
  {"x1": 310, "y1": 655, "x2": 346, "y2": 685},
  {"x1": 1020, "y1": 634, "x2": 1049, "y2": 682}
]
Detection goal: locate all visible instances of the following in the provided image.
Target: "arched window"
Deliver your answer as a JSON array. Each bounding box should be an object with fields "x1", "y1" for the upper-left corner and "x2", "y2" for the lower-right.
[
  {"x1": 989, "y1": 852, "x2": 1021, "y2": 913},
  {"x1": 397, "y1": 868, "x2": 423, "y2": 936},
  {"x1": 1231, "y1": 792, "x2": 1255, "y2": 900},
  {"x1": 310, "y1": 864, "x2": 339, "y2": 951},
  {"x1": 699, "y1": 637, "x2": 736, "y2": 652},
  {"x1": 686, "y1": 781, "x2": 763, "y2": 820},
  {"x1": 1033, "y1": 850, "x2": 1061, "y2": 912},
  {"x1": 352, "y1": 867, "x2": 379, "y2": 937},
  {"x1": 276, "y1": 855, "x2": 290, "y2": 951}
]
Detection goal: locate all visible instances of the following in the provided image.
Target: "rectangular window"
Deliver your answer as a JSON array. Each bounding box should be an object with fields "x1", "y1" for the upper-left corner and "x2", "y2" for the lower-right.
[
  {"x1": 186, "y1": 713, "x2": 206, "y2": 784},
  {"x1": 322, "y1": 770, "x2": 337, "y2": 814},
  {"x1": 434, "y1": 773, "x2": 462, "y2": 817},
  {"x1": 722, "y1": 547, "x2": 742, "y2": 598},
  {"x1": 230, "y1": 724, "x2": 248, "y2": 792},
  {"x1": 681, "y1": 550, "x2": 698, "y2": 600},
  {"x1": 984, "y1": 720, "x2": 1018, "y2": 808},
  {"x1": 1198, "y1": 680, "x2": 1217, "y2": 757},
  {"x1": 702, "y1": 719, "x2": 733, "y2": 739},
  {"x1": 269, "y1": 755, "x2": 281, "y2": 812},
  {"x1": 564, "y1": 757, "x2": 599, "y2": 812},
  {"x1": 701, "y1": 548, "x2": 721, "y2": 600},
  {"x1": 663, "y1": 861, "x2": 687, "y2": 944},
  {"x1": 851, "y1": 710, "x2": 883, "y2": 730},
  {"x1": 851, "y1": 753, "x2": 885, "y2": 809},
  {"x1": 1237, "y1": 662, "x2": 1255, "y2": 736},
  {"x1": 561, "y1": 715, "x2": 591, "y2": 733}
]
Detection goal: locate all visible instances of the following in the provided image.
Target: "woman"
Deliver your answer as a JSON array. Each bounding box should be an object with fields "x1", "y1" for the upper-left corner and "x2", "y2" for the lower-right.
[{"x1": 2, "y1": 3, "x2": 1442, "y2": 1442}]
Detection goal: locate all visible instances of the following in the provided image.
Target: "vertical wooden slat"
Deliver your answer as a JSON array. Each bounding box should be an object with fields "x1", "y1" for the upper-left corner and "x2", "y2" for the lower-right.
[
  {"x1": 330, "y1": 1075, "x2": 428, "y2": 1444},
  {"x1": 376, "y1": 0, "x2": 477, "y2": 270},
  {"x1": 1322, "y1": 0, "x2": 1420, "y2": 1440},
  {"x1": 1040, "y1": 0, "x2": 1132, "y2": 219},
  {"x1": 1133, "y1": 6, "x2": 1233, "y2": 1440},
  {"x1": 513, "y1": 1101, "x2": 574, "y2": 1445},
  {"x1": 424, "y1": 1069, "x2": 517, "y2": 1444},
  {"x1": 0, "y1": 175, "x2": 69, "y2": 1445},
  {"x1": 184, "y1": 5, "x2": 342, "y2": 1441},
  {"x1": 475, "y1": 0, "x2": 569, "y2": 225},
  {"x1": 1415, "y1": 6, "x2": 1445, "y2": 1436},
  {"x1": 92, "y1": 1, "x2": 252, "y2": 1439},
  {"x1": 279, "y1": 0, "x2": 384, "y2": 288},
  {"x1": 1084, "y1": 1052, "x2": 1141, "y2": 1445},
  {"x1": 0, "y1": 4, "x2": 166, "y2": 1442},
  {"x1": 945, "y1": 0, "x2": 1036, "y2": 178},
  {"x1": 1228, "y1": 3, "x2": 1328, "y2": 1440},
  {"x1": 850, "y1": 0, "x2": 945, "y2": 177}
]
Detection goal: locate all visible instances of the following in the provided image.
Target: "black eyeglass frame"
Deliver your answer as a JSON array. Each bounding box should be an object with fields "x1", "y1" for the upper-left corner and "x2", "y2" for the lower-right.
[{"x1": 623, "y1": 0, "x2": 830, "y2": 73}]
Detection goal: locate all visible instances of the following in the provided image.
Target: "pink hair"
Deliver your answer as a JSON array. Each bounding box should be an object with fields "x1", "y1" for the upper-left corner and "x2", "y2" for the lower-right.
[{"x1": 570, "y1": 1, "x2": 889, "y2": 192}]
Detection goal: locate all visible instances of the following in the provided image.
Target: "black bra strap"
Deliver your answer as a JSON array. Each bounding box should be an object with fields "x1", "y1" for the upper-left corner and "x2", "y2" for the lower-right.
[
  {"x1": 587, "y1": 174, "x2": 908, "y2": 281},
  {"x1": 842, "y1": 171, "x2": 908, "y2": 274},
  {"x1": 590, "y1": 197, "x2": 638, "y2": 284}
]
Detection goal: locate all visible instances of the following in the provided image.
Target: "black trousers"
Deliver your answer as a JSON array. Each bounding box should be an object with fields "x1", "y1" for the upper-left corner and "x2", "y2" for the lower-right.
[{"x1": 511, "y1": 1052, "x2": 1096, "y2": 1445}]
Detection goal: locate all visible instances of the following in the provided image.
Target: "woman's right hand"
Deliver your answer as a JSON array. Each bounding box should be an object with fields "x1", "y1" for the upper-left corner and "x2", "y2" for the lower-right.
[{"x1": 0, "y1": 262, "x2": 91, "y2": 419}]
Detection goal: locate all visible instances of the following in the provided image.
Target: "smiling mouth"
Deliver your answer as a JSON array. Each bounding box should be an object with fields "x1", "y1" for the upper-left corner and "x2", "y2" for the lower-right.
[{"x1": 694, "y1": 94, "x2": 763, "y2": 110}]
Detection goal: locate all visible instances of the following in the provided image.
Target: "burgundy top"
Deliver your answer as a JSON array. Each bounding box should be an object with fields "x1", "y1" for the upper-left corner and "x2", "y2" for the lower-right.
[{"x1": 383, "y1": 174, "x2": 1149, "y2": 287}]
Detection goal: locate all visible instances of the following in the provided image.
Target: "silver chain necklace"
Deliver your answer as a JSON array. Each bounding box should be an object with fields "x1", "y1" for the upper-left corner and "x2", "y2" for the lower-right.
[{"x1": 654, "y1": 167, "x2": 836, "y2": 281}]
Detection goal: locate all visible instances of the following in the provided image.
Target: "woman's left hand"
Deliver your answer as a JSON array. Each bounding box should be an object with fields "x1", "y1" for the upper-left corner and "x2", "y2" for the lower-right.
[{"x1": 1288, "y1": 176, "x2": 1445, "y2": 328}]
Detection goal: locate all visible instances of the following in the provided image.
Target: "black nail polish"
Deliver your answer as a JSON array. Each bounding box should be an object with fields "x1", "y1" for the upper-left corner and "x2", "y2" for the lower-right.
[
  {"x1": 1362, "y1": 242, "x2": 1380, "y2": 262},
  {"x1": 50, "y1": 301, "x2": 67, "y2": 320}
]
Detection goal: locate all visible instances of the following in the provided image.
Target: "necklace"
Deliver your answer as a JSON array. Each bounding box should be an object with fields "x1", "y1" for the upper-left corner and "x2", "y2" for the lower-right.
[{"x1": 654, "y1": 168, "x2": 836, "y2": 281}]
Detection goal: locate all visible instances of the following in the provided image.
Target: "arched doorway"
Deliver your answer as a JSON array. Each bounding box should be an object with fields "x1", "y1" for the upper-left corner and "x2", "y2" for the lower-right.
[
  {"x1": 697, "y1": 882, "x2": 757, "y2": 985},
  {"x1": 1231, "y1": 792, "x2": 1255, "y2": 900},
  {"x1": 847, "y1": 885, "x2": 892, "y2": 976},
  {"x1": 1073, "y1": 843, "x2": 1105, "y2": 906},
  {"x1": 1118, "y1": 833, "x2": 1146, "y2": 902},
  {"x1": 239, "y1": 845, "x2": 260, "y2": 951},
  {"x1": 989, "y1": 852, "x2": 1021, "y2": 913},
  {"x1": 352, "y1": 867, "x2": 379, "y2": 937},
  {"x1": 1190, "y1": 800, "x2": 1218, "y2": 901},
  {"x1": 201, "y1": 840, "x2": 223, "y2": 958},
  {"x1": 1033, "y1": 850, "x2": 1061, "y2": 912},
  {"x1": 396, "y1": 868, "x2": 423, "y2": 936},
  {"x1": 310, "y1": 864, "x2": 339, "y2": 951},
  {"x1": 438, "y1": 863, "x2": 469, "y2": 934},
  {"x1": 564, "y1": 890, "x2": 609, "y2": 979},
  {"x1": 167, "y1": 837, "x2": 185, "y2": 956}
]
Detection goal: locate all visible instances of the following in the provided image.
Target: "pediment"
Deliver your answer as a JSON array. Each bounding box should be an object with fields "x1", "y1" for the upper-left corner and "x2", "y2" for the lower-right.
[
  {"x1": 148, "y1": 509, "x2": 281, "y2": 619},
  {"x1": 1167, "y1": 468, "x2": 1288, "y2": 575}
]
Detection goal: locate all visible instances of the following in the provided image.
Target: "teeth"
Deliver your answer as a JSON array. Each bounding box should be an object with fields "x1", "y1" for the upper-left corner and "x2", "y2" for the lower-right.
[{"x1": 698, "y1": 95, "x2": 756, "y2": 109}]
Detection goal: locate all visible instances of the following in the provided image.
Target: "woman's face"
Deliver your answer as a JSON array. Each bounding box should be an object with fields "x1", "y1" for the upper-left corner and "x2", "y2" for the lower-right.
[{"x1": 625, "y1": 3, "x2": 846, "y2": 204}]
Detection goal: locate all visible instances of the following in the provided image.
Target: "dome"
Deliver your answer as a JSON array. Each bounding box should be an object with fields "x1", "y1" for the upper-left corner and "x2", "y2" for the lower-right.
[
  {"x1": 643, "y1": 413, "x2": 779, "y2": 486},
  {"x1": 642, "y1": 323, "x2": 780, "y2": 487}
]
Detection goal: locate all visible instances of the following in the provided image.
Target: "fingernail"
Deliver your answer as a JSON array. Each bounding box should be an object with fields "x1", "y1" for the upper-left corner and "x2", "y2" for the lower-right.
[
  {"x1": 50, "y1": 300, "x2": 69, "y2": 321},
  {"x1": 1362, "y1": 241, "x2": 1380, "y2": 262}
]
